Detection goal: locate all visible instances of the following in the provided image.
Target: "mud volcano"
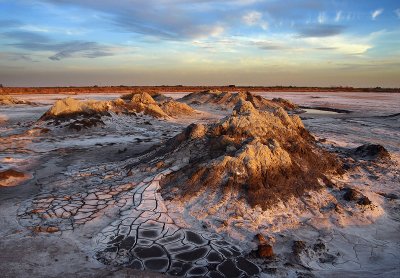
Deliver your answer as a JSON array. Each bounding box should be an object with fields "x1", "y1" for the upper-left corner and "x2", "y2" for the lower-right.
[
  {"x1": 39, "y1": 93, "x2": 195, "y2": 131},
  {"x1": 160, "y1": 100, "x2": 342, "y2": 210},
  {"x1": 179, "y1": 90, "x2": 299, "y2": 112},
  {"x1": 41, "y1": 93, "x2": 194, "y2": 123}
]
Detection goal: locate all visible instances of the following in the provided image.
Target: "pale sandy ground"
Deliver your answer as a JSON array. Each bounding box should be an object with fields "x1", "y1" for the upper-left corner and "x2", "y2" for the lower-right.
[{"x1": 0, "y1": 92, "x2": 399, "y2": 277}]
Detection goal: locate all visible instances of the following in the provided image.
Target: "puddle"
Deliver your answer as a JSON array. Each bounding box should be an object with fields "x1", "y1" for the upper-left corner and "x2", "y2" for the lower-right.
[{"x1": 303, "y1": 108, "x2": 342, "y2": 115}]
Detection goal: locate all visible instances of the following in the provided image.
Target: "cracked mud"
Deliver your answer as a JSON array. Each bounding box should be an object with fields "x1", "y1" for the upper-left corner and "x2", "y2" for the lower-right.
[{"x1": 18, "y1": 167, "x2": 260, "y2": 277}]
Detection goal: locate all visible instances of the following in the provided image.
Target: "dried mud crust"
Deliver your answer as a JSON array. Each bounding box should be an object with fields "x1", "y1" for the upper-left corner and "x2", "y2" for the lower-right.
[
  {"x1": 95, "y1": 173, "x2": 260, "y2": 277},
  {"x1": 17, "y1": 168, "x2": 260, "y2": 277},
  {"x1": 159, "y1": 100, "x2": 342, "y2": 210}
]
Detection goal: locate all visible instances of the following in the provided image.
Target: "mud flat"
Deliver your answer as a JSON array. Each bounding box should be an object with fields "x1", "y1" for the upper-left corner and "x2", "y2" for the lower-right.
[{"x1": 0, "y1": 91, "x2": 399, "y2": 277}]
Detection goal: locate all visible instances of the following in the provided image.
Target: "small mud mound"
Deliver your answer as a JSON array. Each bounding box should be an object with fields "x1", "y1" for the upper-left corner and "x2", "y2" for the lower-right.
[
  {"x1": 127, "y1": 93, "x2": 169, "y2": 118},
  {"x1": 159, "y1": 100, "x2": 195, "y2": 117},
  {"x1": 0, "y1": 95, "x2": 35, "y2": 106},
  {"x1": 0, "y1": 169, "x2": 29, "y2": 187},
  {"x1": 67, "y1": 117, "x2": 105, "y2": 131},
  {"x1": 272, "y1": 98, "x2": 299, "y2": 110},
  {"x1": 159, "y1": 100, "x2": 342, "y2": 210},
  {"x1": 353, "y1": 144, "x2": 391, "y2": 161},
  {"x1": 120, "y1": 90, "x2": 160, "y2": 101},
  {"x1": 179, "y1": 90, "x2": 299, "y2": 112},
  {"x1": 341, "y1": 187, "x2": 372, "y2": 206},
  {"x1": 152, "y1": 93, "x2": 173, "y2": 103},
  {"x1": 40, "y1": 97, "x2": 111, "y2": 120}
]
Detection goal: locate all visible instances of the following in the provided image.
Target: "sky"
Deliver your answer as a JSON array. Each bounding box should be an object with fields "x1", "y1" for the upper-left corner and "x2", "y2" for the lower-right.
[{"x1": 0, "y1": 0, "x2": 399, "y2": 87}]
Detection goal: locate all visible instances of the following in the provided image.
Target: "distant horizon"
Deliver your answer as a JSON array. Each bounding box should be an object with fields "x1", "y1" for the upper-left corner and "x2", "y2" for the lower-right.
[
  {"x1": 2, "y1": 84, "x2": 399, "y2": 90},
  {"x1": 1, "y1": 84, "x2": 400, "y2": 89},
  {"x1": 1, "y1": 0, "x2": 399, "y2": 87}
]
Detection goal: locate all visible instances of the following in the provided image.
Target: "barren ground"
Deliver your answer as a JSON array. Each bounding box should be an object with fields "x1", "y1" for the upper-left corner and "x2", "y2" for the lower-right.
[{"x1": 0, "y1": 91, "x2": 399, "y2": 277}]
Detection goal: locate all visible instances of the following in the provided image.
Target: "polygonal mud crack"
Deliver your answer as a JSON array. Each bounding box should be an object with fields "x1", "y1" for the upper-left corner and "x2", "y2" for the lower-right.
[
  {"x1": 17, "y1": 169, "x2": 260, "y2": 277},
  {"x1": 94, "y1": 172, "x2": 260, "y2": 277}
]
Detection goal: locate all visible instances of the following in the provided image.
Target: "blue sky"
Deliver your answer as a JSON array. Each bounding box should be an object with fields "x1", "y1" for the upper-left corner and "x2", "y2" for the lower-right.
[{"x1": 0, "y1": 0, "x2": 399, "y2": 86}]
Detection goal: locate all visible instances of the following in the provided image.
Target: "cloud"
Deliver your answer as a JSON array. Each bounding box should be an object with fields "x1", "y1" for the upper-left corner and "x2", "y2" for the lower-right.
[
  {"x1": 2, "y1": 31, "x2": 50, "y2": 43},
  {"x1": 48, "y1": 42, "x2": 113, "y2": 60},
  {"x1": 1, "y1": 31, "x2": 113, "y2": 60},
  {"x1": 253, "y1": 41, "x2": 289, "y2": 50},
  {"x1": 395, "y1": 9, "x2": 400, "y2": 19},
  {"x1": 318, "y1": 12, "x2": 326, "y2": 24},
  {"x1": 0, "y1": 19, "x2": 21, "y2": 29},
  {"x1": 0, "y1": 52, "x2": 35, "y2": 62},
  {"x1": 315, "y1": 47, "x2": 338, "y2": 51},
  {"x1": 335, "y1": 11, "x2": 342, "y2": 22},
  {"x1": 258, "y1": 0, "x2": 324, "y2": 22},
  {"x1": 40, "y1": 0, "x2": 230, "y2": 40},
  {"x1": 303, "y1": 36, "x2": 372, "y2": 55},
  {"x1": 242, "y1": 11, "x2": 268, "y2": 30},
  {"x1": 372, "y1": 9, "x2": 384, "y2": 20},
  {"x1": 297, "y1": 24, "x2": 345, "y2": 37},
  {"x1": 243, "y1": 11, "x2": 262, "y2": 25}
]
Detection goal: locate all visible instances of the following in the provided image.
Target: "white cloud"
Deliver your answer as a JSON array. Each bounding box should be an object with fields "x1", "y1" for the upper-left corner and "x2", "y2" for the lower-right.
[
  {"x1": 19, "y1": 25, "x2": 50, "y2": 33},
  {"x1": 242, "y1": 11, "x2": 268, "y2": 30},
  {"x1": 318, "y1": 12, "x2": 326, "y2": 24},
  {"x1": 335, "y1": 11, "x2": 342, "y2": 22},
  {"x1": 395, "y1": 9, "x2": 400, "y2": 18},
  {"x1": 304, "y1": 36, "x2": 372, "y2": 55},
  {"x1": 372, "y1": 9, "x2": 384, "y2": 20},
  {"x1": 243, "y1": 11, "x2": 262, "y2": 25}
]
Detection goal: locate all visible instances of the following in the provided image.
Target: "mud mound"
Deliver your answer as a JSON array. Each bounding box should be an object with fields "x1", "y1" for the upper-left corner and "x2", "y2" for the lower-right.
[
  {"x1": 127, "y1": 92, "x2": 169, "y2": 118},
  {"x1": 40, "y1": 93, "x2": 196, "y2": 125},
  {"x1": 40, "y1": 97, "x2": 111, "y2": 120},
  {"x1": 179, "y1": 90, "x2": 296, "y2": 111},
  {"x1": 121, "y1": 92, "x2": 194, "y2": 117},
  {"x1": 123, "y1": 90, "x2": 174, "y2": 103},
  {"x1": 40, "y1": 93, "x2": 168, "y2": 121},
  {"x1": 159, "y1": 100, "x2": 195, "y2": 117},
  {"x1": 158, "y1": 100, "x2": 341, "y2": 210},
  {"x1": 67, "y1": 117, "x2": 105, "y2": 131},
  {"x1": 353, "y1": 144, "x2": 391, "y2": 161},
  {"x1": 341, "y1": 187, "x2": 372, "y2": 206},
  {"x1": 0, "y1": 169, "x2": 29, "y2": 187},
  {"x1": 0, "y1": 95, "x2": 34, "y2": 105},
  {"x1": 152, "y1": 93, "x2": 173, "y2": 103},
  {"x1": 272, "y1": 98, "x2": 299, "y2": 110}
]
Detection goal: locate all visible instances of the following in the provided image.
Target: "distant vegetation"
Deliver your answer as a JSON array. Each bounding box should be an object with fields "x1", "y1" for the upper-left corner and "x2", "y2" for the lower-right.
[{"x1": 0, "y1": 85, "x2": 399, "y2": 95}]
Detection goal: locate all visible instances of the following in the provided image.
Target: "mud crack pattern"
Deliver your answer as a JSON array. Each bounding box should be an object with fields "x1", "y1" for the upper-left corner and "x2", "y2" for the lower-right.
[{"x1": 17, "y1": 168, "x2": 260, "y2": 277}]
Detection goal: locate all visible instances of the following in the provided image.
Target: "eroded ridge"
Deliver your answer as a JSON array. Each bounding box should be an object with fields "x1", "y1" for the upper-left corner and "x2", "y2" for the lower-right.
[{"x1": 94, "y1": 172, "x2": 260, "y2": 277}]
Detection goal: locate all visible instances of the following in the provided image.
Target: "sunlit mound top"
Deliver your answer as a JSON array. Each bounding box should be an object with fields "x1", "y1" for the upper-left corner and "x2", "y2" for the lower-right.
[
  {"x1": 179, "y1": 90, "x2": 299, "y2": 112},
  {"x1": 159, "y1": 100, "x2": 342, "y2": 210},
  {"x1": 40, "y1": 92, "x2": 195, "y2": 121}
]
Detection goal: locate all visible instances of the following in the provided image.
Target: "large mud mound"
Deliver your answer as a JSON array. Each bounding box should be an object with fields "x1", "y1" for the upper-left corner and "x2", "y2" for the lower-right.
[
  {"x1": 159, "y1": 100, "x2": 341, "y2": 210},
  {"x1": 179, "y1": 90, "x2": 298, "y2": 112},
  {"x1": 41, "y1": 93, "x2": 195, "y2": 122}
]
